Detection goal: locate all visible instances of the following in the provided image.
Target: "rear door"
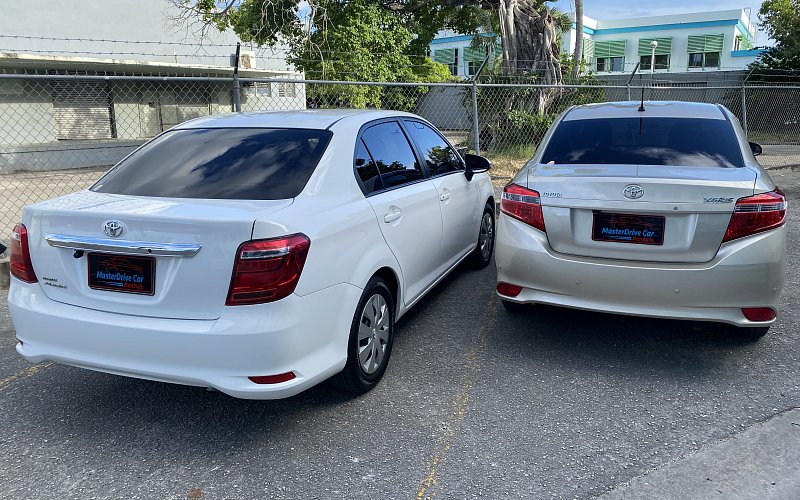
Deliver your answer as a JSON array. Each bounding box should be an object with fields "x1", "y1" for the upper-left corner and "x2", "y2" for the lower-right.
[
  {"x1": 358, "y1": 120, "x2": 443, "y2": 305},
  {"x1": 402, "y1": 119, "x2": 479, "y2": 273}
]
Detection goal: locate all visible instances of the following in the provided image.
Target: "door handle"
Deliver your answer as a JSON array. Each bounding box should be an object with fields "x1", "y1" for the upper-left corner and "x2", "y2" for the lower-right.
[
  {"x1": 439, "y1": 192, "x2": 452, "y2": 202},
  {"x1": 384, "y1": 210, "x2": 402, "y2": 223}
]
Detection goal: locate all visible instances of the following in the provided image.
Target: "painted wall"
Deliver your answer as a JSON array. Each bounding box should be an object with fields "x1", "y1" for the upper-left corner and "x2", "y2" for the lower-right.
[{"x1": 0, "y1": 0, "x2": 292, "y2": 72}]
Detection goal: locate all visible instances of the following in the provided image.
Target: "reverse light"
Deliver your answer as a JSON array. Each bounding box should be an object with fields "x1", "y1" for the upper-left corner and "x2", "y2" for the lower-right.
[
  {"x1": 10, "y1": 223, "x2": 37, "y2": 283},
  {"x1": 248, "y1": 372, "x2": 296, "y2": 384},
  {"x1": 722, "y1": 189, "x2": 786, "y2": 243},
  {"x1": 501, "y1": 184, "x2": 546, "y2": 231},
  {"x1": 741, "y1": 307, "x2": 776, "y2": 322},
  {"x1": 496, "y1": 282, "x2": 523, "y2": 297},
  {"x1": 226, "y1": 234, "x2": 310, "y2": 306}
]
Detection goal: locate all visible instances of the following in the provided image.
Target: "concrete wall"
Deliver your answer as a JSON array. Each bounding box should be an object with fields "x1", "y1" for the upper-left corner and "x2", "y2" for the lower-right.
[{"x1": 0, "y1": 0, "x2": 293, "y2": 72}]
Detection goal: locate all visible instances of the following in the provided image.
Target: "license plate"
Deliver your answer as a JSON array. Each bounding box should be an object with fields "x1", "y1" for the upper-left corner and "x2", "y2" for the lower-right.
[
  {"x1": 87, "y1": 253, "x2": 155, "y2": 295},
  {"x1": 592, "y1": 212, "x2": 665, "y2": 246}
]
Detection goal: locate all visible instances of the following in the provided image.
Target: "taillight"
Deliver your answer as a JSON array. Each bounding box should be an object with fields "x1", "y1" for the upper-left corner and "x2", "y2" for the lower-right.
[
  {"x1": 723, "y1": 189, "x2": 786, "y2": 243},
  {"x1": 10, "y1": 223, "x2": 37, "y2": 283},
  {"x1": 501, "y1": 184, "x2": 546, "y2": 231},
  {"x1": 742, "y1": 307, "x2": 776, "y2": 322},
  {"x1": 496, "y1": 282, "x2": 523, "y2": 297},
  {"x1": 226, "y1": 234, "x2": 310, "y2": 306}
]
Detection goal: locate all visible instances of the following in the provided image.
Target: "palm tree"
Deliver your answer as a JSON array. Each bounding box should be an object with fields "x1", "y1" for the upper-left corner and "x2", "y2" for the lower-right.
[{"x1": 572, "y1": 0, "x2": 584, "y2": 78}]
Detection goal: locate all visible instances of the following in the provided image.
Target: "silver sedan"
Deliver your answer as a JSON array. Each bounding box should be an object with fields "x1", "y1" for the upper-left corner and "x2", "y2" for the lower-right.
[{"x1": 495, "y1": 101, "x2": 787, "y2": 339}]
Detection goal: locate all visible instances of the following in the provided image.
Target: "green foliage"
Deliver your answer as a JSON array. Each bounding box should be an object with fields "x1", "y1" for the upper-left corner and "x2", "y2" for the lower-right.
[{"x1": 750, "y1": 0, "x2": 800, "y2": 77}]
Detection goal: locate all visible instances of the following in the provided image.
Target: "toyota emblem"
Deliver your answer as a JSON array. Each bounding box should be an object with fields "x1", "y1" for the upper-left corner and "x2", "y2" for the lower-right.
[
  {"x1": 623, "y1": 185, "x2": 644, "y2": 200},
  {"x1": 103, "y1": 220, "x2": 124, "y2": 238}
]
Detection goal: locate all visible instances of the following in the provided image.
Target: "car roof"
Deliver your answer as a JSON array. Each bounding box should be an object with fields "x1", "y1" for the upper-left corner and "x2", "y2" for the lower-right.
[
  {"x1": 175, "y1": 109, "x2": 420, "y2": 130},
  {"x1": 563, "y1": 101, "x2": 727, "y2": 121}
]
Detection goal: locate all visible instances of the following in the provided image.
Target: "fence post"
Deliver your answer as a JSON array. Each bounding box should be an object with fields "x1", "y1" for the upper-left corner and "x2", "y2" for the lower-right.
[
  {"x1": 232, "y1": 42, "x2": 242, "y2": 112},
  {"x1": 471, "y1": 80, "x2": 480, "y2": 154},
  {"x1": 740, "y1": 85, "x2": 748, "y2": 136}
]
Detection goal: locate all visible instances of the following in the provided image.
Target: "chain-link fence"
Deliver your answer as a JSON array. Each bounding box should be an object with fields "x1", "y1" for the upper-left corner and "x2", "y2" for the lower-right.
[{"x1": 2, "y1": 72, "x2": 799, "y2": 247}]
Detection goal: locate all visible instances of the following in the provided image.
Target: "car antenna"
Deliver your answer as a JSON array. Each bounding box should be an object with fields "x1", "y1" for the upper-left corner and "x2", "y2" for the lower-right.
[{"x1": 638, "y1": 88, "x2": 646, "y2": 112}]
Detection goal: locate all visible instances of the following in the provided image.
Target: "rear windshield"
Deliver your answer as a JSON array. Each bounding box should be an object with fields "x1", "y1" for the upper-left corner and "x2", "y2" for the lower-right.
[
  {"x1": 541, "y1": 117, "x2": 744, "y2": 167},
  {"x1": 92, "y1": 128, "x2": 332, "y2": 199}
]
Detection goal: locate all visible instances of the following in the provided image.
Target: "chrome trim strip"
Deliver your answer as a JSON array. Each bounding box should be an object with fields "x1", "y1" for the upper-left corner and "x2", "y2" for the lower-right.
[{"x1": 45, "y1": 233, "x2": 202, "y2": 258}]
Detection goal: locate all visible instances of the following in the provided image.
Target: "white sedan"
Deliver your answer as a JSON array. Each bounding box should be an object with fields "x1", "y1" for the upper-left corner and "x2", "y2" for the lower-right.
[
  {"x1": 8, "y1": 110, "x2": 495, "y2": 399},
  {"x1": 496, "y1": 101, "x2": 786, "y2": 339}
]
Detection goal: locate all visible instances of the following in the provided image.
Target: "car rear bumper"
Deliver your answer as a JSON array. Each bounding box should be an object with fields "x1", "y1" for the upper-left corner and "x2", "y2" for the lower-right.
[
  {"x1": 8, "y1": 280, "x2": 362, "y2": 399},
  {"x1": 495, "y1": 214, "x2": 786, "y2": 327}
]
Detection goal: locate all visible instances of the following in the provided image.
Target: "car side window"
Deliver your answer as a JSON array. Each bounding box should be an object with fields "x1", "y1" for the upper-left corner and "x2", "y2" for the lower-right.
[
  {"x1": 355, "y1": 138, "x2": 385, "y2": 194},
  {"x1": 361, "y1": 121, "x2": 424, "y2": 189},
  {"x1": 403, "y1": 120, "x2": 464, "y2": 176}
]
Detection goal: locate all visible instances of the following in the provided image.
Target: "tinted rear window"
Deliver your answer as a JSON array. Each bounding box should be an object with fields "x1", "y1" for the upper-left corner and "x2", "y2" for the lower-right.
[
  {"x1": 541, "y1": 117, "x2": 744, "y2": 167},
  {"x1": 92, "y1": 128, "x2": 332, "y2": 199}
]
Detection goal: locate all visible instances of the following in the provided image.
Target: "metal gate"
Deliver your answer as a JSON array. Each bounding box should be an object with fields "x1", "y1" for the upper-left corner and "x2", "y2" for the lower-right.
[{"x1": 50, "y1": 80, "x2": 113, "y2": 140}]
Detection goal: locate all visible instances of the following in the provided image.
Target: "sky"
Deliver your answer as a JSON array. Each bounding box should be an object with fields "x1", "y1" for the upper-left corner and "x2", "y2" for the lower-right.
[{"x1": 550, "y1": 0, "x2": 770, "y2": 45}]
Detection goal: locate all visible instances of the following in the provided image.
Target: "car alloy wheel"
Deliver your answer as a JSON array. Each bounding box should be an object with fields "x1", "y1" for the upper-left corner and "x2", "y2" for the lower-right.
[
  {"x1": 469, "y1": 204, "x2": 495, "y2": 269},
  {"x1": 357, "y1": 293, "x2": 390, "y2": 374}
]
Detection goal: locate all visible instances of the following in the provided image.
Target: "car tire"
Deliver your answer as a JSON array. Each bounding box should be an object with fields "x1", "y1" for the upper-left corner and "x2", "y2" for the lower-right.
[
  {"x1": 331, "y1": 277, "x2": 395, "y2": 395},
  {"x1": 468, "y1": 203, "x2": 495, "y2": 269},
  {"x1": 733, "y1": 325, "x2": 769, "y2": 341}
]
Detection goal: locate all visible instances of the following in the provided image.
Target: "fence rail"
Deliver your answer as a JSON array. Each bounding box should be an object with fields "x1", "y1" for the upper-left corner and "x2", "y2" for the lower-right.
[{"x1": 2, "y1": 73, "x2": 799, "y2": 248}]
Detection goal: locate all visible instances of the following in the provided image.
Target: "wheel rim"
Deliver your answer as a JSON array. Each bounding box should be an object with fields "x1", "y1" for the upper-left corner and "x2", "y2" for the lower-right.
[
  {"x1": 478, "y1": 212, "x2": 494, "y2": 260},
  {"x1": 357, "y1": 293, "x2": 390, "y2": 375}
]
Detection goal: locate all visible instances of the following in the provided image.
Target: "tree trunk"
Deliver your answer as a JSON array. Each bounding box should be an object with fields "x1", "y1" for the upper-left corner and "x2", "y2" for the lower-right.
[
  {"x1": 497, "y1": 0, "x2": 562, "y2": 114},
  {"x1": 572, "y1": 0, "x2": 583, "y2": 78}
]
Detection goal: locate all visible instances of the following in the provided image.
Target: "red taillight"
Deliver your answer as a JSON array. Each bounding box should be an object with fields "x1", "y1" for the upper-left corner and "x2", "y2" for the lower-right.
[
  {"x1": 742, "y1": 307, "x2": 776, "y2": 322},
  {"x1": 248, "y1": 372, "x2": 296, "y2": 384},
  {"x1": 723, "y1": 189, "x2": 786, "y2": 243},
  {"x1": 501, "y1": 184, "x2": 546, "y2": 231},
  {"x1": 9, "y1": 223, "x2": 37, "y2": 283},
  {"x1": 226, "y1": 234, "x2": 310, "y2": 306},
  {"x1": 496, "y1": 282, "x2": 523, "y2": 297}
]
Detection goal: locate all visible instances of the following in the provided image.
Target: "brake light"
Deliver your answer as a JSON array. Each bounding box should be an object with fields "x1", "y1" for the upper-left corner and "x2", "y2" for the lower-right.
[
  {"x1": 226, "y1": 234, "x2": 310, "y2": 306},
  {"x1": 10, "y1": 224, "x2": 37, "y2": 283},
  {"x1": 723, "y1": 189, "x2": 786, "y2": 243},
  {"x1": 501, "y1": 184, "x2": 546, "y2": 231}
]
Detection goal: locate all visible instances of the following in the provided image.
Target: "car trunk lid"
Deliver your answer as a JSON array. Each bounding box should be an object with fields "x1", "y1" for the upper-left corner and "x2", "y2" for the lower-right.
[{"x1": 23, "y1": 190, "x2": 293, "y2": 319}]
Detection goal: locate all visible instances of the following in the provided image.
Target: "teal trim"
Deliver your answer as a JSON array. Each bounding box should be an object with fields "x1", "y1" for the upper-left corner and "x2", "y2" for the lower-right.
[
  {"x1": 430, "y1": 33, "x2": 494, "y2": 45},
  {"x1": 591, "y1": 19, "x2": 737, "y2": 35},
  {"x1": 731, "y1": 49, "x2": 764, "y2": 57},
  {"x1": 571, "y1": 23, "x2": 596, "y2": 35}
]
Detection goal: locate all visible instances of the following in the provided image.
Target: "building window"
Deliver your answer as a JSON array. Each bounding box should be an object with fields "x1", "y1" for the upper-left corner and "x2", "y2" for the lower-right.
[
  {"x1": 596, "y1": 57, "x2": 624, "y2": 72},
  {"x1": 277, "y1": 82, "x2": 296, "y2": 98},
  {"x1": 687, "y1": 34, "x2": 724, "y2": 69},
  {"x1": 594, "y1": 40, "x2": 627, "y2": 72},
  {"x1": 433, "y1": 48, "x2": 458, "y2": 76},
  {"x1": 688, "y1": 52, "x2": 720, "y2": 68},
  {"x1": 637, "y1": 37, "x2": 672, "y2": 71},
  {"x1": 640, "y1": 54, "x2": 670, "y2": 71}
]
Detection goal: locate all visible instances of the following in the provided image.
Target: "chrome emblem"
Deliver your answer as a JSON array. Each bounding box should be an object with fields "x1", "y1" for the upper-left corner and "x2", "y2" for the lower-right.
[
  {"x1": 103, "y1": 220, "x2": 124, "y2": 238},
  {"x1": 623, "y1": 185, "x2": 644, "y2": 200}
]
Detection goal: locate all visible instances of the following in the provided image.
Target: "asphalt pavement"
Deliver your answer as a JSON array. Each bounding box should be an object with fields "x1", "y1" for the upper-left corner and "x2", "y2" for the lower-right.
[{"x1": 0, "y1": 166, "x2": 798, "y2": 499}]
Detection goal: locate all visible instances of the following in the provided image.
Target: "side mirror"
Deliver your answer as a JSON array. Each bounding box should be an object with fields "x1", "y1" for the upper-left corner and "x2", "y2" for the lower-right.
[
  {"x1": 464, "y1": 153, "x2": 491, "y2": 181},
  {"x1": 749, "y1": 142, "x2": 762, "y2": 157}
]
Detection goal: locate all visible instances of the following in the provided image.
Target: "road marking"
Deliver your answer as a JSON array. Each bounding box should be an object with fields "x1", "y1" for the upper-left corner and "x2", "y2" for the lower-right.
[
  {"x1": 0, "y1": 363, "x2": 52, "y2": 392},
  {"x1": 416, "y1": 296, "x2": 497, "y2": 500}
]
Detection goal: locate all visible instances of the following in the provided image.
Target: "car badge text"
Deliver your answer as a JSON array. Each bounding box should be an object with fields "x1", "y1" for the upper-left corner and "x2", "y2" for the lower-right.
[
  {"x1": 704, "y1": 197, "x2": 735, "y2": 203},
  {"x1": 103, "y1": 220, "x2": 124, "y2": 238},
  {"x1": 623, "y1": 185, "x2": 644, "y2": 200}
]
